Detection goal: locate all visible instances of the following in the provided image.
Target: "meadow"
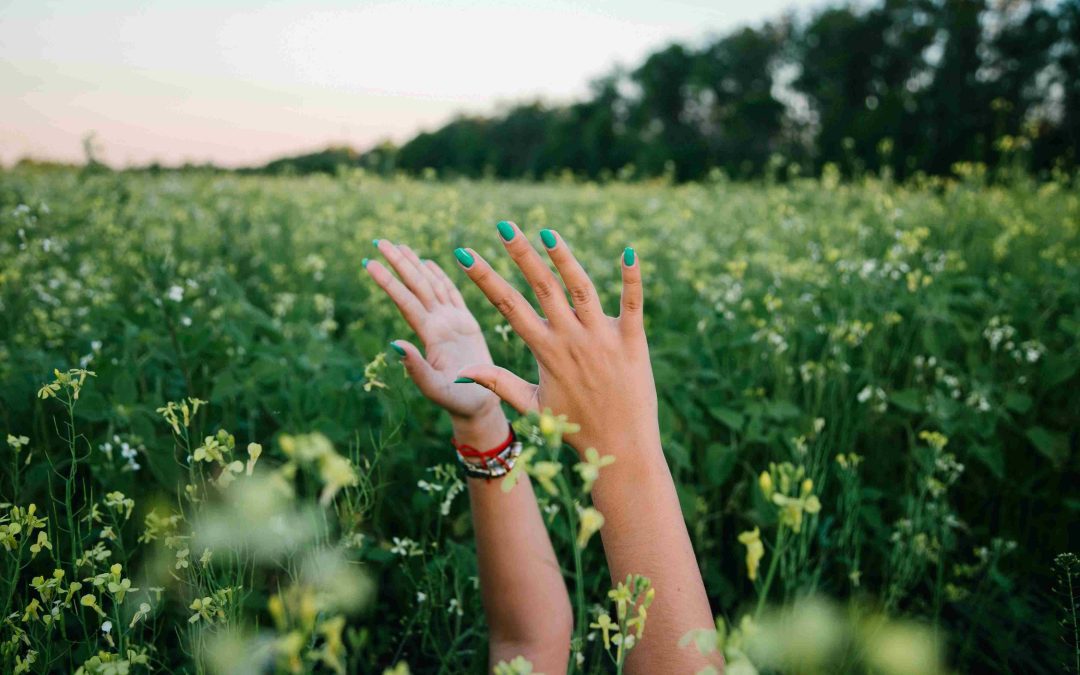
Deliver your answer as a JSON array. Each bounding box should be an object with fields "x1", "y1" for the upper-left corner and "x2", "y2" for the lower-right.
[{"x1": 0, "y1": 166, "x2": 1077, "y2": 674}]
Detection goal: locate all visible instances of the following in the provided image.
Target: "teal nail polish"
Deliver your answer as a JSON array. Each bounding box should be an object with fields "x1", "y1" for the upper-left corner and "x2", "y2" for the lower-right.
[
  {"x1": 362, "y1": 258, "x2": 370, "y2": 268},
  {"x1": 389, "y1": 342, "x2": 405, "y2": 356},
  {"x1": 373, "y1": 239, "x2": 380, "y2": 247},
  {"x1": 453, "y1": 377, "x2": 475, "y2": 384},
  {"x1": 623, "y1": 247, "x2": 635, "y2": 266},
  {"x1": 454, "y1": 248, "x2": 474, "y2": 268},
  {"x1": 540, "y1": 229, "x2": 556, "y2": 249},
  {"x1": 496, "y1": 221, "x2": 515, "y2": 242}
]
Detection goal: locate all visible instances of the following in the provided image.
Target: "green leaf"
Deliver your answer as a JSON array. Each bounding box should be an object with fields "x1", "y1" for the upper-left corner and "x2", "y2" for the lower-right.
[
  {"x1": 763, "y1": 400, "x2": 800, "y2": 421},
  {"x1": 1004, "y1": 391, "x2": 1032, "y2": 415},
  {"x1": 703, "y1": 443, "x2": 738, "y2": 485},
  {"x1": 889, "y1": 388, "x2": 923, "y2": 413},
  {"x1": 969, "y1": 444, "x2": 1004, "y2": 479},
  {"x1": 708, "y1": 406, "x2": 744, "y2": 431},
  {"x1": 1025, "y1": 426, "x2": 1068, "y2": 468}
]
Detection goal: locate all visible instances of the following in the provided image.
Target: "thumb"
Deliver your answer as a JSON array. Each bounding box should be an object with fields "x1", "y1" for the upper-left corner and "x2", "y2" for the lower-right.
[
  {"x1": 456, "y1": 365, "x2": 538, "y2": 414},
  {"x1": 389, "y1": 340, "x2": 441, "y2": 394}
]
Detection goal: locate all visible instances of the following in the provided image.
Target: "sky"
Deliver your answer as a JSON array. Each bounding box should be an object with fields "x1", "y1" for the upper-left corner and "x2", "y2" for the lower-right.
[{"x1": 2, "y1": 0, "x2": 819, "y2": 167}]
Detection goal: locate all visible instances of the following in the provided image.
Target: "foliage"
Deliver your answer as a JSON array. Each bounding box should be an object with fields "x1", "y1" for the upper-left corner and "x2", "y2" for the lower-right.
[{"x1": 0, "y1": 166, "x2": 1077, "y2": 672}]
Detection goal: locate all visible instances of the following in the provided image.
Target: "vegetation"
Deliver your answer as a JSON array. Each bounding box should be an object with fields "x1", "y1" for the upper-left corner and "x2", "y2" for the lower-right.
[{"x1": 0, "y1": 165, "x2": 1077, "y2": 673}]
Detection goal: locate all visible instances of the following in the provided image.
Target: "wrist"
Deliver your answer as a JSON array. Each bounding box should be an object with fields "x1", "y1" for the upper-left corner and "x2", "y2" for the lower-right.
[{"x1": 450, "y1": 404, "x2": 508, "y2": 460}]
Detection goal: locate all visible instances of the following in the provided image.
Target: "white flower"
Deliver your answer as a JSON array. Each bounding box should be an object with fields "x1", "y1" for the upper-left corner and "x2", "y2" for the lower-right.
[
  {"x1": 101, "y1": 620, "x2": 112, "y2": 635},
  {"x1": 167, "y1": 285, "x2": 184, "y2": 302},
  {"x1": 416, "y1": 592, "x2": 426, "y2": 603}
]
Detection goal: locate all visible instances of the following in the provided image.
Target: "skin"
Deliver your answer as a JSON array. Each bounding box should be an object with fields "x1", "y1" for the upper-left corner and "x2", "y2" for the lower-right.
[
  {"x1": 365, "y1": 239, "x2": 572, "y2": 673},
  {"x1": 453, "y1": 222, "x2": 723, "y2": 673}
]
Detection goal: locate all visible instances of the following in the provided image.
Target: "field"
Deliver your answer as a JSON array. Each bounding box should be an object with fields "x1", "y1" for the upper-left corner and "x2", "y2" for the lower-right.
[{"x1": 0, "y1": 167, "x2": 1077, "y2": 674}]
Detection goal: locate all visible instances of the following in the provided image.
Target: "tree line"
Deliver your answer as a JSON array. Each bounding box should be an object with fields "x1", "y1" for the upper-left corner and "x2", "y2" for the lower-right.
[{"x1": 338, "y1": 0, "x2": 1076, "y2": 182}]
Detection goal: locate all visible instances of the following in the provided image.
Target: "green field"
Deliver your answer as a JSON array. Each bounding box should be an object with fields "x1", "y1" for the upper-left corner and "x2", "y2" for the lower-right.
[{"x1": 1, "y1": 168, "x2": 1077, "y2": 673}]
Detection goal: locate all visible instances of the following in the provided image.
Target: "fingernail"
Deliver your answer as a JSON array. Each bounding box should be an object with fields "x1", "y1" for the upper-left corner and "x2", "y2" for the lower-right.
[
  {"x1": 362, "y1": 258, "x2": 370, "y2": 268},
  {"x1": 453, "y1": 377, "x2": 475, "y2": 384},
  {"x1": 497, "y1": 221, "x2": 515, "y2": 242},
  {"x1": 540, "y1": 229, "x2": 556, "y2": 249},
  {"x1": 389, "y1": 342, "x2": 405, "y2": 356},
  {"x1": 623, "y1": 247, "x2": 635, "y2": 266},
  {"x1": 373, "y1": 239, "x2": 380, "y2": 247},
  {"x1": 454, "y1": 248, "x2": 474, "y2": 268}
]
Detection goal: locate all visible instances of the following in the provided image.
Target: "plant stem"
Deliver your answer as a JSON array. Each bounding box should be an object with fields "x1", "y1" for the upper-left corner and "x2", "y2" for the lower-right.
[{"x1": 756, "y1": 526, "x2": 786, "y2": 618}]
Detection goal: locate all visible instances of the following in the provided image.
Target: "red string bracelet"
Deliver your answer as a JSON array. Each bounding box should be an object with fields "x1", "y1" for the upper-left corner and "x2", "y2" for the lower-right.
[{"x1": 452, "y1": 426, "x2": 516, "y2": 461}]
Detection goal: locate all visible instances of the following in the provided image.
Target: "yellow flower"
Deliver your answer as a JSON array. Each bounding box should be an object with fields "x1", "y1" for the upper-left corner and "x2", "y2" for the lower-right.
[
  {"x1": 574, "y1": 447, "x2": 615, "y2": 493},
  {"x1": 576, "y1": 507, "x2": 605, "y2": 549},
  {"x1": 590, "y1": 612, "x2": 615, "y2": 649},
  {"x1": 738, "y1": 527, "x2": 765, "y2": 581},
  {"x1": 758, "y1": 471, "x2": 774, "y2": 500},
  {"x1": 246, "y1": 442, "x2": 262, "y2": 475},
  {"x1": 528, "y1": 461, "x2": 562, "y2": 496},
  {"x1": 29, "y1": 531, "x2": 51, "y2": 558}
]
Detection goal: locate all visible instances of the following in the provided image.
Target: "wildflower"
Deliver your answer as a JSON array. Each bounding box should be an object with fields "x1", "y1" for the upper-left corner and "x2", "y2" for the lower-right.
[
  {"x1": 383, "y1": 663, "x2": 411, "y2": 675},
  {"x1": 416, "y1": 592, "x2": 426, "y2": 603},
  {"x1": 576, "y1": 506, "x2": 605, "y2": 549},
  {"x1": 175, "y1": 548, "x2": 190, "y2": 569},
  {"x1": 447, "y1": 598, "x2": 463, "y2": 617},
  {"x1": 529, "y1": 461, "x2": 562, "y2": 496},
  {"x1": 167, "y1": 285, "x2": 184, "y2": 302},
  {"x1": 590, "y1": 612, "x2": 615, "y2": 648},
  {"x1": 609, "y1": 580, "x2": 633, "y2": 620},
  {"x1": 129, "y1": 602, "x2": 152, "y2": 628},
  {"x1": 107, "y1": 577, "x2": 137, "y2": 603},
  {"x1": 7, "y1": 434, "x2": 30, "y2": 450},
  {"x1": 918, "y1": 430, "x2": 949, "y2": 451},
  {"x1": 22, "y1": 598, "x2": 41, "y2": 622},
  {"x1": 390, "y1": 537, "x2": 421, "y2": 557},
  {"x1": 81, "y1": 594, "x2": 106, "y2": 617},
  {"x1": 363, "y1": 352, "x2": 389, "y2": 391},
  {"x1": 574, "y1": 447, "x2": 615, "y2": 493},
  {"x1": 29, "y1": 531, "x2": 51, "y2": 558},
  {"x1": 493, "y1": 656, "x2": 536, "y2": 674},
  {"x1": 738, "y1": 527, "x2": 765, "y2": 581},
  {"x1": 758, "y1": 471, "x2": 774, "y2": 500},
  {"x1": 245, "y1": 442, "x2": 262, "y2": 475}
]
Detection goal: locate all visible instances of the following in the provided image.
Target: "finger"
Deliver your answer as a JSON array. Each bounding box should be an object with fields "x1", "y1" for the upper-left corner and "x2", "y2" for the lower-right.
[
  {"x1": 454, "y1": 247, "x2": 548, "y2": 346},
  {"x1": 455, "y1": 365, "x2": 538, "y2": 414},
  {"x1": 376, "y1": 239, "x2": 437, "y2": 309},
  {"x1": 496, "y1": 220, "x2": 573, "y2": 324},
  {"x1": 619, "y1": 246, "x2": 643, "y2": 331},
  {"x1": 364, "y1": 259, "x2": 428, "y2": 337},
  {"x1": 425, "y1": 259, "x2": 466, "y2": 308},
  {"x1": 389, "y1": 339, "x2": 442, "y2": 395},
  {"x1": 398, "y1": 245, "x2": 449, "y2": 305},
  {"x1": 539, "y1": 229, "x2": 605, "y2": 325}
]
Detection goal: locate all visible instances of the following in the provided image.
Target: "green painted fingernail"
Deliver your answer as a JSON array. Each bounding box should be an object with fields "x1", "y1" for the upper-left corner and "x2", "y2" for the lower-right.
[
  {"x1": 497, "y1": 221, "x2": 515, "y2": 242},
  {"x1": 454, "y1": 248, "x2": 474, "y2": 268},
  {"x1": 540, "y1": 229, "x2": 556, "y2": 249},
  {"x1": 623, "y1": 247, "x2": 635, "y2": 266},
  {"x1": 389, "y1": 342, "x2": 405, "y2": 356},
  {"x1": 453, "y1": 377, "x2": 475, "y2": 384},
  {"x1": 362, "y1": 258, "x2": 370, "y2": 268},
  {"x1": 373, "y1": 239, "x2": 380, "y2": 247}
]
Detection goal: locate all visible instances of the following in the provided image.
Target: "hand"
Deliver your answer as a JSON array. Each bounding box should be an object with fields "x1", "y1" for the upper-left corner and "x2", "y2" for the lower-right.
[
  {"x1": 451, "y1": 221, "x2": 656, "y2": 457},
  {"x1": 365, "y1": 239, "x2": 506, "y2": 446}
]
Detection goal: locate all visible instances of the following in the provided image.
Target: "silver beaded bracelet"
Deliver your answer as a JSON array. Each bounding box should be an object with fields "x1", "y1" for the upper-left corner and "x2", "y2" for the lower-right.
[{"x1": 456, "y1": 440, "x2": 524, "y2": 480}]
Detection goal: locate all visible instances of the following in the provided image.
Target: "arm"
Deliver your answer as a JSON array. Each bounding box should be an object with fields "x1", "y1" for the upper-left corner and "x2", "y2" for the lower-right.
[
  {"x1": 365, "y1": 239, "x2": 571, "y2": 672},
  {"x1": 451, "y1": 222, "x2": 722, "y2": 673}
]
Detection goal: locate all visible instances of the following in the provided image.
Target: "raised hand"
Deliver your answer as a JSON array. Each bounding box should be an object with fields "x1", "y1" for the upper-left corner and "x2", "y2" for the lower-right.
[
  {"x1": 452, "y1": 221, "x2": 720, "y2": 674},
  {"x1": 450, "y1": 221, "x2": 657, "y2": 457},
  {"x1": 364, "y1": 238, "x2": 503, "y2": 432}
]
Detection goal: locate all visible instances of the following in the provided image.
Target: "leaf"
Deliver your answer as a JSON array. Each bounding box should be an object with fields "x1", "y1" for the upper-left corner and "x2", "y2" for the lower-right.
[
  {"x1": 1004, "y1": 391, "x2": 1032, "y2": 415},
  {"x1": 889, "y1": 388, "x2": 923, "y2": 413},
  {"x1": 763, "y1": 400, "x2": 800, "y2": 421},
  {"x1": 708, "y1": 406, "x2": 744, "y2": 431},
  {"x1": 703, "y1": 443, "x2": 738, "y2": 486},
  {"x1": 969, "y1": 444, "x2": 1005, "y2": 480},
  {"x1": 1025, "y1": 426, "x2": 1068, "y2": 468}
]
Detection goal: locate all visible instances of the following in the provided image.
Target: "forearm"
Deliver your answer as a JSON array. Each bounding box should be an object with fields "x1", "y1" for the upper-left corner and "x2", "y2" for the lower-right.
[
  {"x1": 591, "y1": 423, "x2": 721, "y2": 673},
  {"x1": 453, "y1": 409, "x2": 572, "y2": 672}
]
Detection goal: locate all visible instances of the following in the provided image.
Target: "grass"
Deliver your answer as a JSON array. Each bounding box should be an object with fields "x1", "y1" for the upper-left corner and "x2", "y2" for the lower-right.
[{"x1": 0, "y1": 166, "x2": 1077, "y2": 673}]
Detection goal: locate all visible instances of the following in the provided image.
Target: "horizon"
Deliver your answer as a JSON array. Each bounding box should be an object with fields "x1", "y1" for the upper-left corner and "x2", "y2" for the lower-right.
[{"x1": 2, "y1": 0, "x2": 822, "y2": 168}]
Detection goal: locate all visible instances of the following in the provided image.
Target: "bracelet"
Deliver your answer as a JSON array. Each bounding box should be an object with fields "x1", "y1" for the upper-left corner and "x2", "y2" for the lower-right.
[{"x1": 452, "y1": 426, "x2": 523, "y2": 480}]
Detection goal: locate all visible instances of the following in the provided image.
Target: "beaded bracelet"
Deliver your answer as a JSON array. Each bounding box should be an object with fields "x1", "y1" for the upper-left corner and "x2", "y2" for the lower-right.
[{"x1": 452, "y1": 426, "x2": 523, "y2": 479}]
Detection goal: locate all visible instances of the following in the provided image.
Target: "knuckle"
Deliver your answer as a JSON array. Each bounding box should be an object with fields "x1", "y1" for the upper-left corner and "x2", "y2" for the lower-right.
[
  {"x1": 531, "y1": 278, "x2": 556, "y2": 301},
  {"x1": 569, "y1": 285, "x2": 593, "y2": 308},
  {"x1": 494, "y1": 294, "x2": 518, "y2": 318}
]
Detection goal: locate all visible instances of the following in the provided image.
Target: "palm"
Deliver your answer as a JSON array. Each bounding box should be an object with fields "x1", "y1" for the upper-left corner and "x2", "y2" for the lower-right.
[
  {"x1": 415, "y1": 306, "x2": 495, "y2": 417},
  {"x1": 365, "y1": 241, "x2": 499, "y2": 419}
]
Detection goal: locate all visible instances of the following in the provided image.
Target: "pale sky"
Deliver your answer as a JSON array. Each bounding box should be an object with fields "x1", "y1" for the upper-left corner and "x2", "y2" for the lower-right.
[{"x1": 2, "y1": 0, "x2": 819, "y2": 167}]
